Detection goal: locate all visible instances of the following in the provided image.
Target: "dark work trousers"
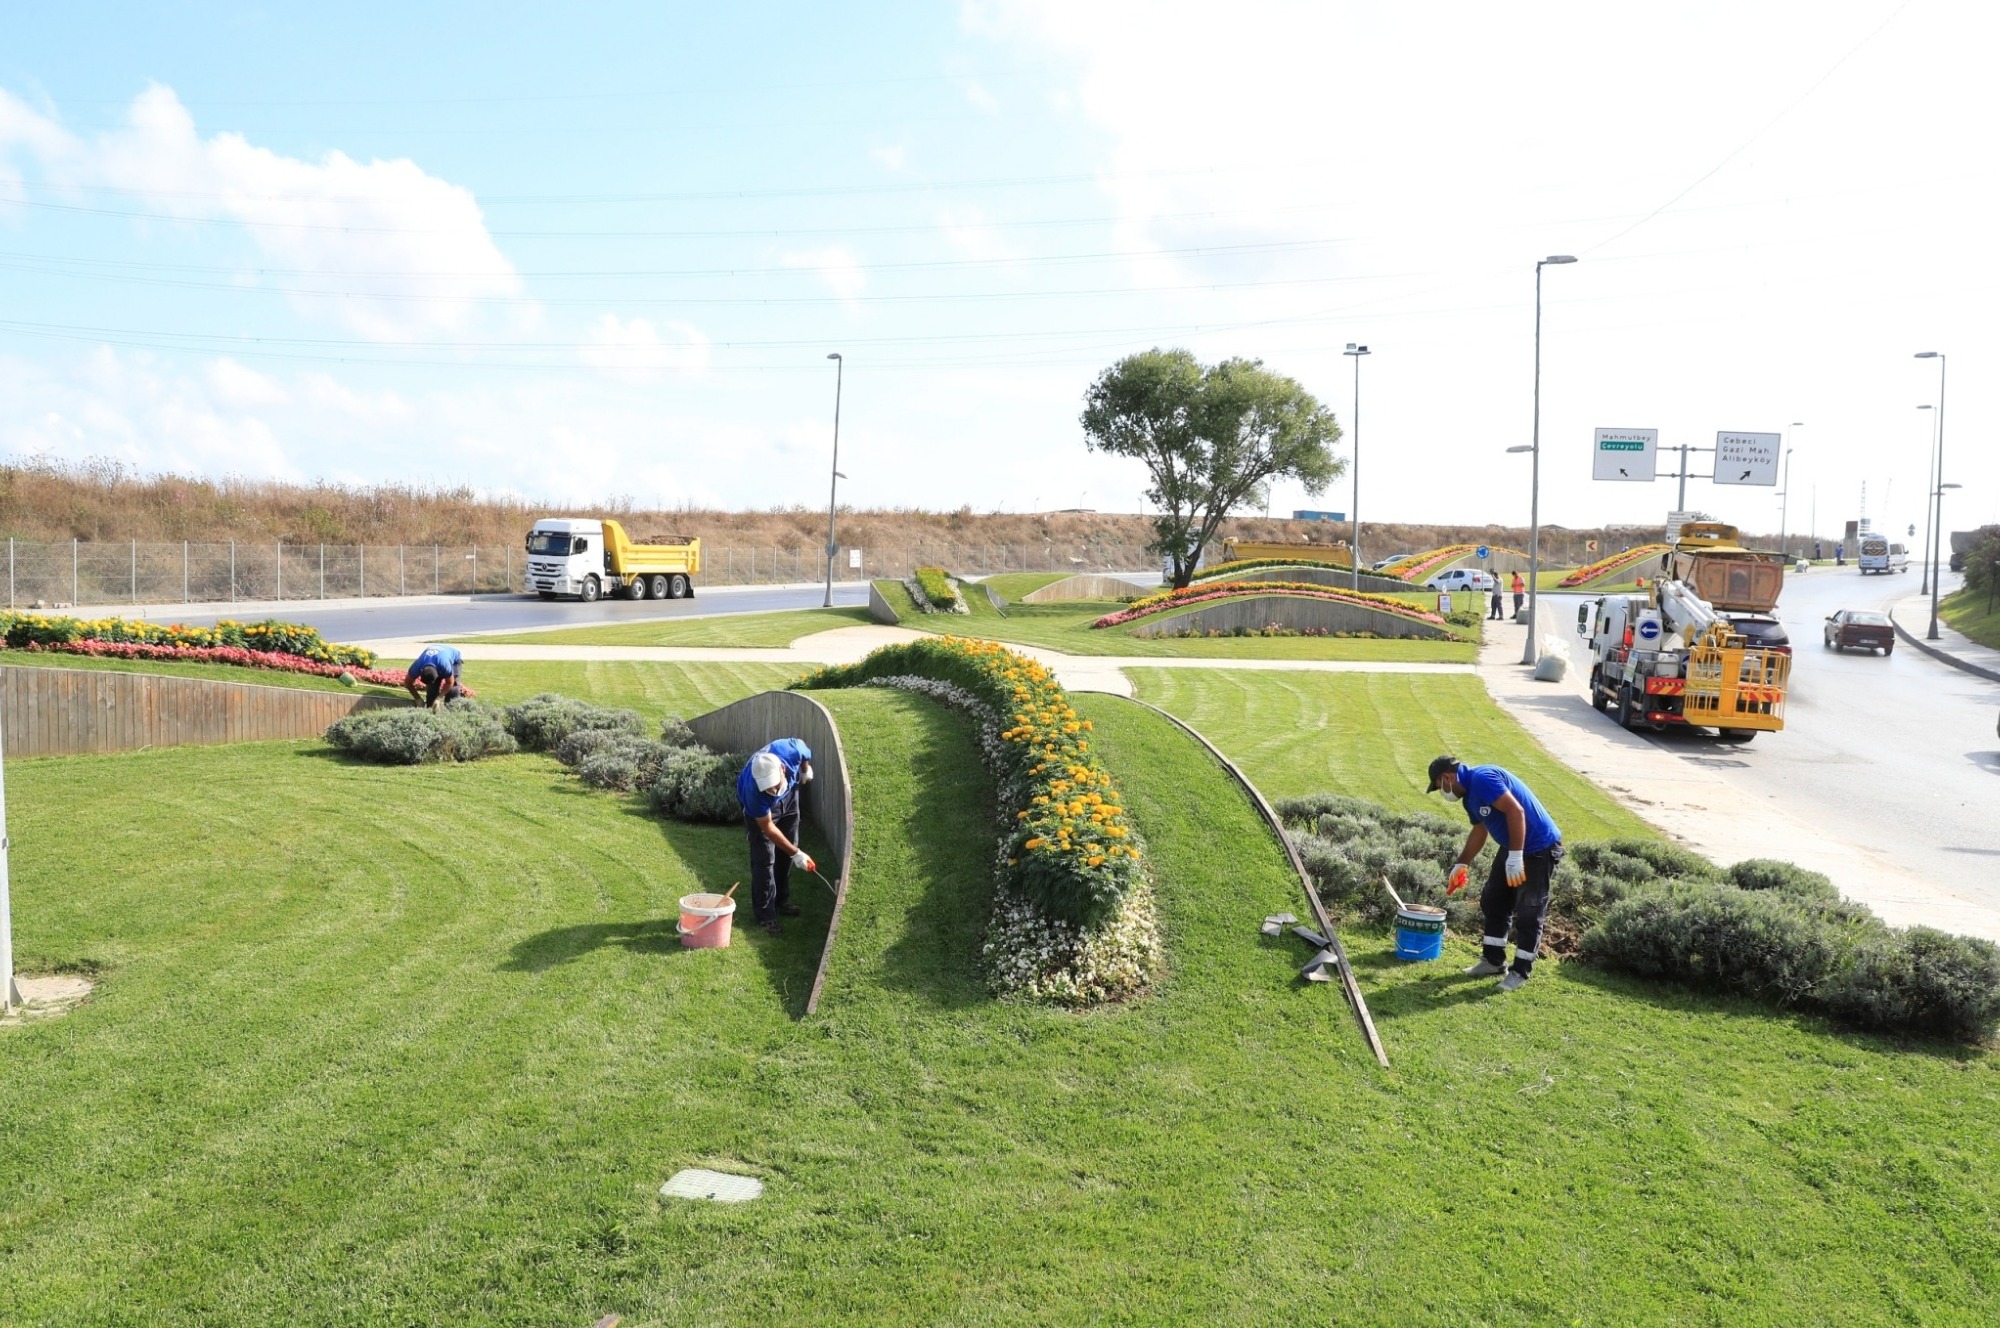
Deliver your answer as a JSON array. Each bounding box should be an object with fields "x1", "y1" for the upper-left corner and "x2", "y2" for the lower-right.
[
  {"x1": 423, "y1": 675, "x2": 465, "y2": 707},
  {"x1": 744, "y1": 807, "x2": 801, "y2": 924},
  {"x1": 1479, "y1": 842, "x2": 1565, "y2": 977},
  {"x1": 1512, "y1": 591, "x2": 1525, "y2": 616},
  {"x1": 1488, "y1": 591, "x2": 1504, "y2": 620}
]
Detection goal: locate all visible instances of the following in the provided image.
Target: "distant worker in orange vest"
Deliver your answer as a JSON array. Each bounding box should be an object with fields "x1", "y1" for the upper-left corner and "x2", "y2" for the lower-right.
[{"x1": 1510, "y1": 570, "x2": 1526, "y2": 618}]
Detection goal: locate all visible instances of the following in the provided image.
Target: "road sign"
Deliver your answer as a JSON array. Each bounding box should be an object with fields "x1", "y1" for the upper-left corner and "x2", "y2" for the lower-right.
[
  {"x1": 1664, "y1": 510, "x2": 1701, "y2": 543},
  {"x1": 1713, "y1": 431, "x2": 1781, "y2": 486},
  {"x1": 1592, "y1": 428, "x2": 1658, "y2": 482},
  {"x1": 1585, "y1": 539, "x2": 1600, "y2": 554},
  {"x1": 1636, "y1": 619, "x2": 1662, "y2": 643},
  {"x1": 848, "y1": 548, "x2": 862, "y2": 569},
  {"x1": 1475, "y1": 545, "x2": 1490, "y2": 560}
]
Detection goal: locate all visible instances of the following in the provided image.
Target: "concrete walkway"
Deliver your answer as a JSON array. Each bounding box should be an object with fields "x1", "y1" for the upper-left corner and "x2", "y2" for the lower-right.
[
  {"x1": 1475, "y1": 607, "x2": 2000, "y2": 941},
  {"x1": 1889, "y1": 587, "x2": 2000, "y2": 684},
  {"x1": 355, "y1": 624, "x2": 1477, "y2": 699}
]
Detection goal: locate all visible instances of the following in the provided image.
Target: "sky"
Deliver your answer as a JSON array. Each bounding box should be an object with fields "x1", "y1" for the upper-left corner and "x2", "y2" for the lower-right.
[{"x1": 1, "y1": 0, "x2": 1996, "y2": 543}]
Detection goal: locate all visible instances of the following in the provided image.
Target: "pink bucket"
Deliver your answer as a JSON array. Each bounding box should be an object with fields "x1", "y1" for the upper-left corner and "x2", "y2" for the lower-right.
[{"x1": 676, "y1": 892, "x2": 736, "y2": 949}]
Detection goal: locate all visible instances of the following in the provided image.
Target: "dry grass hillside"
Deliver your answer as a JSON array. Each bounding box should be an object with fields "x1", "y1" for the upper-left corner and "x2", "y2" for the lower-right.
[{"x1": 0, "y1": 457, "x2": 1698, "y2": 569}]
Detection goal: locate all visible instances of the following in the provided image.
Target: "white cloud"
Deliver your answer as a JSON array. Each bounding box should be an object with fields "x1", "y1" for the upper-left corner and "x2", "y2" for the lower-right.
[
  {"x1": 579, "y1": 314, "x2": 710, "y2": 381},
  {"x1": 779, "y1": 246, "x2": 868, "y2": 301},
  {"x1": 870, "y1": 144, "x2": 908, "y2": 172},
  {"x1": 204, "y1": 358, "x2": 290, "y2": 409},
  {"x1": 0, "y1": 83, "x2": 524, "y2": 342},
  {"x1": 938, "y1": 205, "x2": 1018, "y2": 262}
]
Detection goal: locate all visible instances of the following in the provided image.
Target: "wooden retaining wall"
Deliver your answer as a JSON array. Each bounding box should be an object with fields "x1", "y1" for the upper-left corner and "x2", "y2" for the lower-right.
[
  {"x1": 1020, "y1": 573, "x2": 1151, "y2": 602},
  {"x1": 687, "y1": 689, "x2": 855, "y2": 1015},
  {"x1": 1128, "y1": 594, "x2": 1456, "y2": 641},
  {"x1": 0, "y1": 665, "x2": 401, "y2": 758}
]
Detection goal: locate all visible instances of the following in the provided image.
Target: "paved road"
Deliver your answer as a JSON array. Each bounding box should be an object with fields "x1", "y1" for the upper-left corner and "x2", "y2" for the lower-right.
[
  {"x1": 121, "y1": 580, "x2": 873, "y2": 641},
  {"x1": 1538, "y1": 565, "x2": 2000, "y2": 913}
]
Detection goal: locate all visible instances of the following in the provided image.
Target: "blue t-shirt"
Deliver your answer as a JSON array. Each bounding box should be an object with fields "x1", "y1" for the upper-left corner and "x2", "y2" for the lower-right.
[
  {"x1": 1454, "y1": 763, "x2": 1562, "y2": 853},
  {"x1": 736, "y1": 738, "x2": 813, "y2": 821},
  {"x1": 406, "y1": 644, "x2": 463, "y2": 682}
]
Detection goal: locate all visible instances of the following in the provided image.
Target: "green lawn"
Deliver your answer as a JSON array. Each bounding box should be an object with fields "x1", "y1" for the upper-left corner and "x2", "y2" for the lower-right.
[
  {"x1": 466, "y1": 660, "x2": 801, "y2": 711},
  {"x1": 3, "y1": 679, "x2": 1995, "y2": 1323},
  {"x1": 881, "y1": 584, "x2": 1478, "y2": 663},
  {"x1": 465, "y1": 606, "x2": 875, "y2": 648},
  {"x1": 977, "y1": 571, "x2": 1071, "y2": 601},
  {"x1": 1127, "y1": 666, "x2": 1651, "y2": 842},
  {"x1": 0, "y1": 653, "x2": 406, "y2": 698},
  {"x1": 1941, "y1": 586, "x2": 2000, "y2": 650}
]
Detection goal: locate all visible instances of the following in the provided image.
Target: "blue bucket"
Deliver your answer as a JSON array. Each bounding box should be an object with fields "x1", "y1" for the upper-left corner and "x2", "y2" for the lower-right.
[{"x1": 1394, "y1": 905, "x2": 1446, "y2": 962}]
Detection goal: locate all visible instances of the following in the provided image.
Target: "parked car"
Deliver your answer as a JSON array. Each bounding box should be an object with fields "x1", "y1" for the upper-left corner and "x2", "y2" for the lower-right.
[
  {"x1": 1724, "y1": 614, "x2": 1791, "y2": 655},
  {"x1": 1424, "y1": 568, "x2": 1496, "y2": 593},
  {"x1": 1824, "y1": 609, "x2": 1894, "y2": 655}
]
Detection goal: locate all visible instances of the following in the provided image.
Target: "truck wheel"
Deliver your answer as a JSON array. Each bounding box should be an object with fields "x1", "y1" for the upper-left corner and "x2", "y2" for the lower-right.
[
  {"x1": 650, "y1": 574, "x2": 670, "y2": 599},
  {"x1": 1590, "y1": 668, "x2": 1609, "y2": 712},
  {"x1": 670, "y1": 574, "x2": 691, "y2": 599},
  {"x1": 628, "y1": 576, "x2": 648, "y2": 601},
  {"x1": 1615, "y1": 682, "x2": 1637, "y2": 730},
  {"x1": 581, "y1": 576, "x2": 601, "y2": 603}
]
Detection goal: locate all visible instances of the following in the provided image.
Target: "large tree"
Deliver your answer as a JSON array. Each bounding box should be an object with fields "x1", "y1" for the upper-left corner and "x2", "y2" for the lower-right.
[{"x1": 1081, "y1": 348, "x2": 1342, "y2": 587}]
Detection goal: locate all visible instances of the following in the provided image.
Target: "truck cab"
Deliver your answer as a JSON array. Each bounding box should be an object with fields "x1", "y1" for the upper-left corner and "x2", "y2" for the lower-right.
[{"x1": 524, "y1": 518, "x2": 608, "y2": 600}]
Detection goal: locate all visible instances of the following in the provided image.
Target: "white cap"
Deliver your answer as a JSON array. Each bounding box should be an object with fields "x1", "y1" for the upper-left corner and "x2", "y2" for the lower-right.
[{"x1": 751, "y1": 751, "x2": 787, "y2": 793}]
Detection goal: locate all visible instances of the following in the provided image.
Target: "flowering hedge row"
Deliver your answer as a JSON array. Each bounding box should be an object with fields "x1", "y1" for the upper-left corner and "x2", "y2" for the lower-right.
[
  {"x1": 25, "y1": 638, "x2": 407, "y2": 687},
  {"x1": 1377, "y1": 544, "x2": 1479, "y2": 581},
  {"x1": 1192, "y1": 556, "x2": 1349, "y2": 582},
  {"x1": 1558, "y1": 543, "x2": 1670, "y2": 587},
  {"x1": 0, "y1": 612, "x2": 376, "y2": 666},
  {"x1": 795, "y1": 635, "x2": 1142, "y2": 927},
  {"x1": 912, "y1": 566, "x2": 960, "y2": 611},
  {"x1": 1091, "y1": 580, "x2": 1453, "y2": 632}
]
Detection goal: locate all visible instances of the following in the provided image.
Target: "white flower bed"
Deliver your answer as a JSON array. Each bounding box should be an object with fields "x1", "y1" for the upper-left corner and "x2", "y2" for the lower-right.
[{"x1": 864, "y1": 674, "x2": 1163, "y2": 1005}]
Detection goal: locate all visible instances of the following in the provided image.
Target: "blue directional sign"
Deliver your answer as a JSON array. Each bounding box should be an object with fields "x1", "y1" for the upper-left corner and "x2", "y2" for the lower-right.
[
  {"x1": 1475, "y1": 545, "x2": 1490, "y2": 560},
  {"x1": 1637, "y1": 619, "x2": 1662, "y2": 642}
]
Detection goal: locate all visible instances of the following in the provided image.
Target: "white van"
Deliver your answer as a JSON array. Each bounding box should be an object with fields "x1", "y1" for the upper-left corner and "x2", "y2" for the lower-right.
[{"x1": 1857, "y1": 536, "x2": 1909, "y2": 575}]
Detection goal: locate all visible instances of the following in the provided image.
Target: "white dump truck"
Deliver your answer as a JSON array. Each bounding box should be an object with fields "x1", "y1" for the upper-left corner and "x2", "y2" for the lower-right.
[{"x1": 523, "y1": 518, "x2": 701, "y2": 601}]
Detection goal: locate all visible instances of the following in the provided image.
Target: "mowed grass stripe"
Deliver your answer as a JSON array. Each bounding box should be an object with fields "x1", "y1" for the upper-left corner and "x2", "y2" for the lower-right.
[
  {"x1": 468, "y1": 606, "x2": 874, "y2": 648},
  {"x1": 1126, "y1": 667, "x2": 1650, "y2": 841}
]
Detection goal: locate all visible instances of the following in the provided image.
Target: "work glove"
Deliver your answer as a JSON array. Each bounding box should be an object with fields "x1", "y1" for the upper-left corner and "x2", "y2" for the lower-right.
[
  {"x1": 1446, "y1": 864, "x2": 1470, "y2": 896},
  {"x1": 801, "y1": 766, "x2": 814, "y2": 784},
  {"x1": 1505, "y1": 851, "x2": 1527, "y2": 888},
  {"x1": 791, "y1": 850, "x2": 816, "y2": 873}
]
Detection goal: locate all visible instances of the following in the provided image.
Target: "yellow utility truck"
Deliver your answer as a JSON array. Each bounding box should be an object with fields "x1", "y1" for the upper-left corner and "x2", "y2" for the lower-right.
[{"x1": 523, "y1": 518, "x2": 701, "y2": 601}]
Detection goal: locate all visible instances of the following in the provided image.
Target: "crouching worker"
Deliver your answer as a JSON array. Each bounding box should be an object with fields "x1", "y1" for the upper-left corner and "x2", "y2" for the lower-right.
[
  {"x1": 1426, "y1": 754, "x2": 1565, "y2": 991},
  {"x1": 736, "y1": 738, "x2": 816, "y2": 935},
  {"x1": 404, "y1": 643, "x2": 472, "y2": 709}
]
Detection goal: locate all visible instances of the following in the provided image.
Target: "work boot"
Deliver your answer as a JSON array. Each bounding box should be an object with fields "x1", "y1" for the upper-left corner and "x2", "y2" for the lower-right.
[
  {"x1": 760, "y1": 919, "x2": 783, "y2": 936},
  {"x1": 777, "y1": 902, "x2": 802, "y2": 917},
  {"x1": 1497, "y1": 971, "x2": 1529, "y2": 992},
  {"x1": 1463, "y1": 959, "x2": 1505, "y2": 977}
]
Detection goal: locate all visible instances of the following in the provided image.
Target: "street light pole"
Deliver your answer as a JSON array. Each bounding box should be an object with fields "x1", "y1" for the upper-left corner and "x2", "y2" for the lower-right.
[
  {"x1": 1777, "y1": 421, "x2": 1802, "y2": 559},
  {"x1": 1917, "y1": 403, "x2": 1936, "y2": 595},
  {"x1": 1916, "y1": 352, "x2": 1946, "y2": 638},
  {"x1": 823, "y1": 352, "x2": 844, "y2": 608},
  {"x1": 1343, "y1": 343, "x2": 1370, "y2": 589},
  {"x1": 1522, "y1": 255, "x2": 1577, "y2": 666}
]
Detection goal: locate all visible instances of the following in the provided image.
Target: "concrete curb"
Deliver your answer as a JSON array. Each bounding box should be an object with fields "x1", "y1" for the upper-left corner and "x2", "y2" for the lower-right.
[{"x1": 1888, "y1": 605, "x2": 2000, "y2": 685}]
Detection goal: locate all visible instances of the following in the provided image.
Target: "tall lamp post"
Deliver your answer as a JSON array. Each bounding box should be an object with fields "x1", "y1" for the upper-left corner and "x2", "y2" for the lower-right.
[
  {"x1": 1777, "y1": 421, "x2": 1802, "y2": 559},
  {"x1": 1916, "y1": 351, "x2": 1946, "y2": 638},
  {"x1": 1343, "y1": 343, "x2": 1370, "y2": 589},
  {"x1": 823, "y1": 352, "x2": 844, "y2": 608},
  {"x1": 1521, "y1": 254, "x2": 1577, "y2": 665},
  {"x1": 1917, "y1": 403, "x2": 1936, "y2": 594}
]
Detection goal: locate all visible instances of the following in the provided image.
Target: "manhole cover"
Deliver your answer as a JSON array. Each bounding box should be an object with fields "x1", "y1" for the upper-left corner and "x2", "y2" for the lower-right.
[{"x1": 661, "y1": 1169, "x2": 763, "y2": 1202}]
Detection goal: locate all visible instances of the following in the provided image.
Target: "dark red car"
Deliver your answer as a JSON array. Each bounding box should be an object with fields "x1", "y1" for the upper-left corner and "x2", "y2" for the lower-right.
[{"x1": 1824, "y1": 610, "x2": 1894, "y2": 655}]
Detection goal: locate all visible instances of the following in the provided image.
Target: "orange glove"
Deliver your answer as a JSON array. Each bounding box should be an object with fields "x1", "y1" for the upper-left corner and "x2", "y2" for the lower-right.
[{"x1": 1446, "y1": 863, "x2": 1470, "y2": 896}]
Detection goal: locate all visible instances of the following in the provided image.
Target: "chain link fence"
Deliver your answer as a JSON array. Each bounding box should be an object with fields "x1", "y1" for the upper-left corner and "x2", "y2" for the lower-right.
[{"x1": 1, "y1": 539, "x2": 1158, "y2": 610}]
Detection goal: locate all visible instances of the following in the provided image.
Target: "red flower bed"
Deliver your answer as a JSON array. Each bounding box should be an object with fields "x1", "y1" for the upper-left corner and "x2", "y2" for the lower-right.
[
  {"x1": 1558, "y1": 544, "x2": 1669, "y2": 588},
  {"x1": 1379, "y1": 544, "x2": 1478, "y2": 581},
  {"x1": 27, "y1": 638, "x2": 407, "y2": 687},
  {"x1": 1092, "y1": 580, "x2": 1451, "y2": 631}
]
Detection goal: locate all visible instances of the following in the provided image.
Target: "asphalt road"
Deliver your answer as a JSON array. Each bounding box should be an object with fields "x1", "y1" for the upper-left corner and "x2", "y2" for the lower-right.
[
  {"x1": 1543, "y1": 565, "x2": 2000, "y2": 907},
  {"x1": 150, "y1": 580, "x2": 873, "y2": 641}
]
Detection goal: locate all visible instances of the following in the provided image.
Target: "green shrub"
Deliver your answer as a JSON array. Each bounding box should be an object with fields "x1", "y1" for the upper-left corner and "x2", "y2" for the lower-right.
[
  {"x1": 1728, "y1": 858, "x2": 1838, "y2": 902},
  {"x1": 659, "y1": 715, "x2": 698, "y2": 748},
  {"x1": 325, "y1": 701, "x2": 518, "y2": 765},
  {"x1": 1821, "y1": 929, "x2": 2000, "y2": 1041},
  {"x1": 1580, "y1": 881, "x2": 1843, "y2": 1006},
  {"x1": 912, "y1": 566, "x2": 959, "y2": 611},
  {"x1": 650, "y1": 748, "x2": 744, "y2": 824},
  {"x1": 503, "y1": 693, "x2": 645, "y2": 752},
  {"x1": 554, "y1": 727, "x2": 623, "y2": 767}
]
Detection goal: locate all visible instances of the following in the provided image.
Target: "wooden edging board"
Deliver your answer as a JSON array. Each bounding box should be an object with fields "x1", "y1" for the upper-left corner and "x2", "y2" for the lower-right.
[
  {"x1": 1119, "y1": 697, "x2": 1390, "y2": 1068},
  {"x1": 685, "y1": 689, "x2": 855, "y2": 1016}
]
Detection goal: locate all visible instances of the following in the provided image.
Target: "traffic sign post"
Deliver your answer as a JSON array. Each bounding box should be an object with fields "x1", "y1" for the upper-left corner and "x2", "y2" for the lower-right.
[
  {"x1": 1475, "y1": 545, "x2": 1490, "y2": 560},
  {"x1": 1713, "y1": 432, "x2": 1781, "y2": 486},
  {"x1": 1592, "y1": 428, "x2": 1658, "y2": 482}
]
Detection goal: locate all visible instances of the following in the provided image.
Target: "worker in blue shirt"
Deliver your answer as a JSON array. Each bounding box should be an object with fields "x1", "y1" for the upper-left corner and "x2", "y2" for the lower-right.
[
  {"x1": 1426, "y1": 754, "x2": 1566, "y2": 990},
  {"x1": 736, "y1": 738, "x2": 816, "y2": 935},
  {"x1": 404, "y1": 644, "x2": 471, "y2": 709}
]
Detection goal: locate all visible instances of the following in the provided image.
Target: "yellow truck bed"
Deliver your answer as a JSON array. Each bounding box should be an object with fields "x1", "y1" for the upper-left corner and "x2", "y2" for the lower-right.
[{"x1": 603, "y1": 519, "x2": 700, "y2": 577}]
